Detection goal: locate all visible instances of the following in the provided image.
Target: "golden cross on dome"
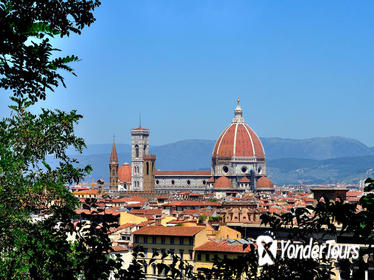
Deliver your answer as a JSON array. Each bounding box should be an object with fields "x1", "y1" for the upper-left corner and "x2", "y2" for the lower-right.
[{"x1": 237, "y1": 98, "x2": 240, "y2": 104}]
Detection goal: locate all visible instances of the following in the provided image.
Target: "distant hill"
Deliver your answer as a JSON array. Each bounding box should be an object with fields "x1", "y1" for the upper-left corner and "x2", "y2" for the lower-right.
[
  {"x1": 62, "y1": 136, "x2": 374, "y2": 185},
  {"x1": 267, "y1": 156, "x2": 374, "y2": 185},
  {"x1": 262, "y1": 136, "x2": 373, "y2": 160}
]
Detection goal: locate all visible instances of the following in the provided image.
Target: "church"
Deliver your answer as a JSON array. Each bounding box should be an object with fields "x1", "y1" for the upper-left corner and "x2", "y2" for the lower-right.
[{"x1": 109, "y1": 99, "x2": 274, "y2": 195}]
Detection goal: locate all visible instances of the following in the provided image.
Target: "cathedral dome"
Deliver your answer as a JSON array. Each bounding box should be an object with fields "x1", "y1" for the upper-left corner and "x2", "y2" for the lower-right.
[
  {"x1": 118, "y1": 164, "x2": 131, "y2": 183},
  {"x1": 212, "y1": 99, "x2": 265, "y2": 160},
  {"x1": 256, "y1": 176, "x2": 274, "y2": 190}
]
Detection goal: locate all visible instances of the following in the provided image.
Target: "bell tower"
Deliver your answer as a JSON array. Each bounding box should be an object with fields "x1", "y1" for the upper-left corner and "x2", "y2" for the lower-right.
[
  {"x1": 109, "y1": 136, "x2": 119, "y2": 192},
  {"x1": 143, "y1": 155, "x2": 156, "y2": 192},
  {"x1": 130, "y1": 126, "x2": 150, "y2": 191}
]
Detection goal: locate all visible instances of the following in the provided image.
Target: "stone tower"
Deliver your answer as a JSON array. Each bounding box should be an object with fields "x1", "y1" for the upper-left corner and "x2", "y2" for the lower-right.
[
  {"x1": 130, "y1": 126, "x2": 150, "y2": 191},
  {"x1": 109, "y1": 136, "x2": 119, "y2": 192},
  {"x1": 143, "y1": 155, "x2": 156, "y2": 192}
]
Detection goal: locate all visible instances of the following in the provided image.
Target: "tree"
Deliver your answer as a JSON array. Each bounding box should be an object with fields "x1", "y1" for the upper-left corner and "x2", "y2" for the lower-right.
[
  {"x1": 0, "y1": 1, "x2": 127, "y2": 279},
  {"x1": 1, "y1": 0, "x2": 100, "y2": 102}
]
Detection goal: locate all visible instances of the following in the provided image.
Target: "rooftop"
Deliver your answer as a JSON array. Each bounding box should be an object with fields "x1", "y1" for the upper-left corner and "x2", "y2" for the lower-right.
[{"x1": 133, "y1": 225, "x2": 204, "y2": 237}]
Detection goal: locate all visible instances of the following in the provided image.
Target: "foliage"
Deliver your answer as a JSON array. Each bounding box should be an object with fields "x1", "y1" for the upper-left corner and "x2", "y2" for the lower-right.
[
  {"x1": 198, "y1": 215, "x2": 207, "y2": 223},
  {"x1": 208, "y1": 216, "x2": 221, "y2": 222},
  {"x1": 0, "y1": 0, "x2": 100, "y2": 102},
  {"x1": 0, "y1": 0, "x2": 124, "y2": 279}
]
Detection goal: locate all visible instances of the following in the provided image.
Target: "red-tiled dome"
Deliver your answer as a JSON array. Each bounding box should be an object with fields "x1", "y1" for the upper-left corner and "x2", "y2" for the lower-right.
[
  {"x1": 213, "y1": 176, "x2": 232, "y2": 189},
  {"x1": 256, "y1": 176, "x2": 274, "y2": 189},
  {"x1": 212, "y1": 123, "x2": 265, "y2": 159},
  {"x1": 212, "y1": 100, "x2": 265, "y2": 159},
  {"x1": 118, "y1": 164, "x2": 131, "y2": 183},
  {"x1": 239, "y1": 177, "x2": 251, "y2": 183}
]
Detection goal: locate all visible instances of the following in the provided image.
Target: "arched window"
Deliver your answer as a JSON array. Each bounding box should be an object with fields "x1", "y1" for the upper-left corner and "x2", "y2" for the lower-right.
[
  {"x1": 135, "y1": 144, "x2": 139, "y2": 158},
  {"x1": 146, "y1": 162, "x2": 149, "y2": 175}
]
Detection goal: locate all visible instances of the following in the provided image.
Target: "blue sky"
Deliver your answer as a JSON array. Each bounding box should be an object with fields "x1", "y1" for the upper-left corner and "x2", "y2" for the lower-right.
[{"x1": 1, "y1": 0, "x2": 374, "y2": 146}]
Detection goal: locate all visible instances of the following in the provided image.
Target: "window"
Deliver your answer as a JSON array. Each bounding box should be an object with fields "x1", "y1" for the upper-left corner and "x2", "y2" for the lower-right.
[
  {"x1": 146, "y1": 162, "x2": 149, "y2": 175},
  {"x1": 179, "y1": 237, "x2": 184, "y2": 245},
  {"x1": 179, "y1": 249, "x2": 184, "y2": 260},
  {"x1": 205, "y1": 254, "x2": 210, "y2": 261},
  {"x1": 143, "y1": 236, "x2": 148, "y2": 244},
  {"x1": 187, "y1": 180, "x2": 190, "y2": 185},
  {"x1": 189, "y1": 237, "x2": 193, "y2": 246},
  {"x1": 121, "y1": 234, "x2": 130, "y2": 241},
  {"x1": 135, "y1": 236, "x2": 139, "y2": 243},
  {"x1": 152, "y1": 236, "x2": 156, "y2": 244},
  {"x1": 241, "y1": 166, "x2": 247, "y2": 173},
  {"x1": 161, "y1": 248, "x2": 166, "y2": 255},
  {"x1": 152, "y1": 248, "x2": 157, "y2": 255},
  {"x1": 156, "y1": 180, "x2": 159, "y2": 185},
  {"x1": 202, "y1": 180, "x2": 206, "y2": 185},
  {"x1": 197, "y1": 253, "x2": 201, "y2": 261},
  {"x1": 189, "y1": 250, "x2": 193, "y2": 260},
  {"x1": 222, "y1": 166, "x2": 229, "y2": 173},
  {"x1": 170, "y1": 237, "x2": 174, "y2": 245},
  {"x1": 135, "y1": 144, "x2": 139, "y2": 158},
  {"x1": 161, "y1": 237, "x2": 165, "y2": 244},
  {"x1": 171, "y1": 180, "x2": 175, "y2": 185}
]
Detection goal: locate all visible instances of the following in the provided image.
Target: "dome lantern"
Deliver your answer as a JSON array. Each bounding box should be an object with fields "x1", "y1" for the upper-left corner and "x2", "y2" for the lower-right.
[{"x1": 232, "y1": 98, "x2": 244, "y2": 123}]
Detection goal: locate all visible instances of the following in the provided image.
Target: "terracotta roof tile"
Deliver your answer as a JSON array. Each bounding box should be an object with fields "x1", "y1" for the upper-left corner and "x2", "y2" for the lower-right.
[
  {"x1": 164, "y1": 201, "x2": 221, "y2": 207},
  {"x1": 111, "y1": 246, "x2": 128, "y2": 252},
  {"x1": 213, "y1": 176, "x2": 232, "y2": 189},
  {"x1": 133, "y1": 225, "x2": 204, "y2": 236},
  {"x1": 73, "y1": 190, "x2": 99, "y2": 195},
  {"x1": 195, "y1": 240, "x2": 251, "y2": 253},
  {"x1": 256, "y1": 176, "x2": 274, "y2": 189},
  {"x1": 239, "y1": 177, "x2": 250, "y2": 183},
  {"x1": 130, "y1": 209, "x2": 162, "y2": 216},
  {"x1": 212, "y1": 123, "x2": 265, "y2": 159},
  {"x1": 117, "y1": 223, "x2": 137, "y2": 230}
]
